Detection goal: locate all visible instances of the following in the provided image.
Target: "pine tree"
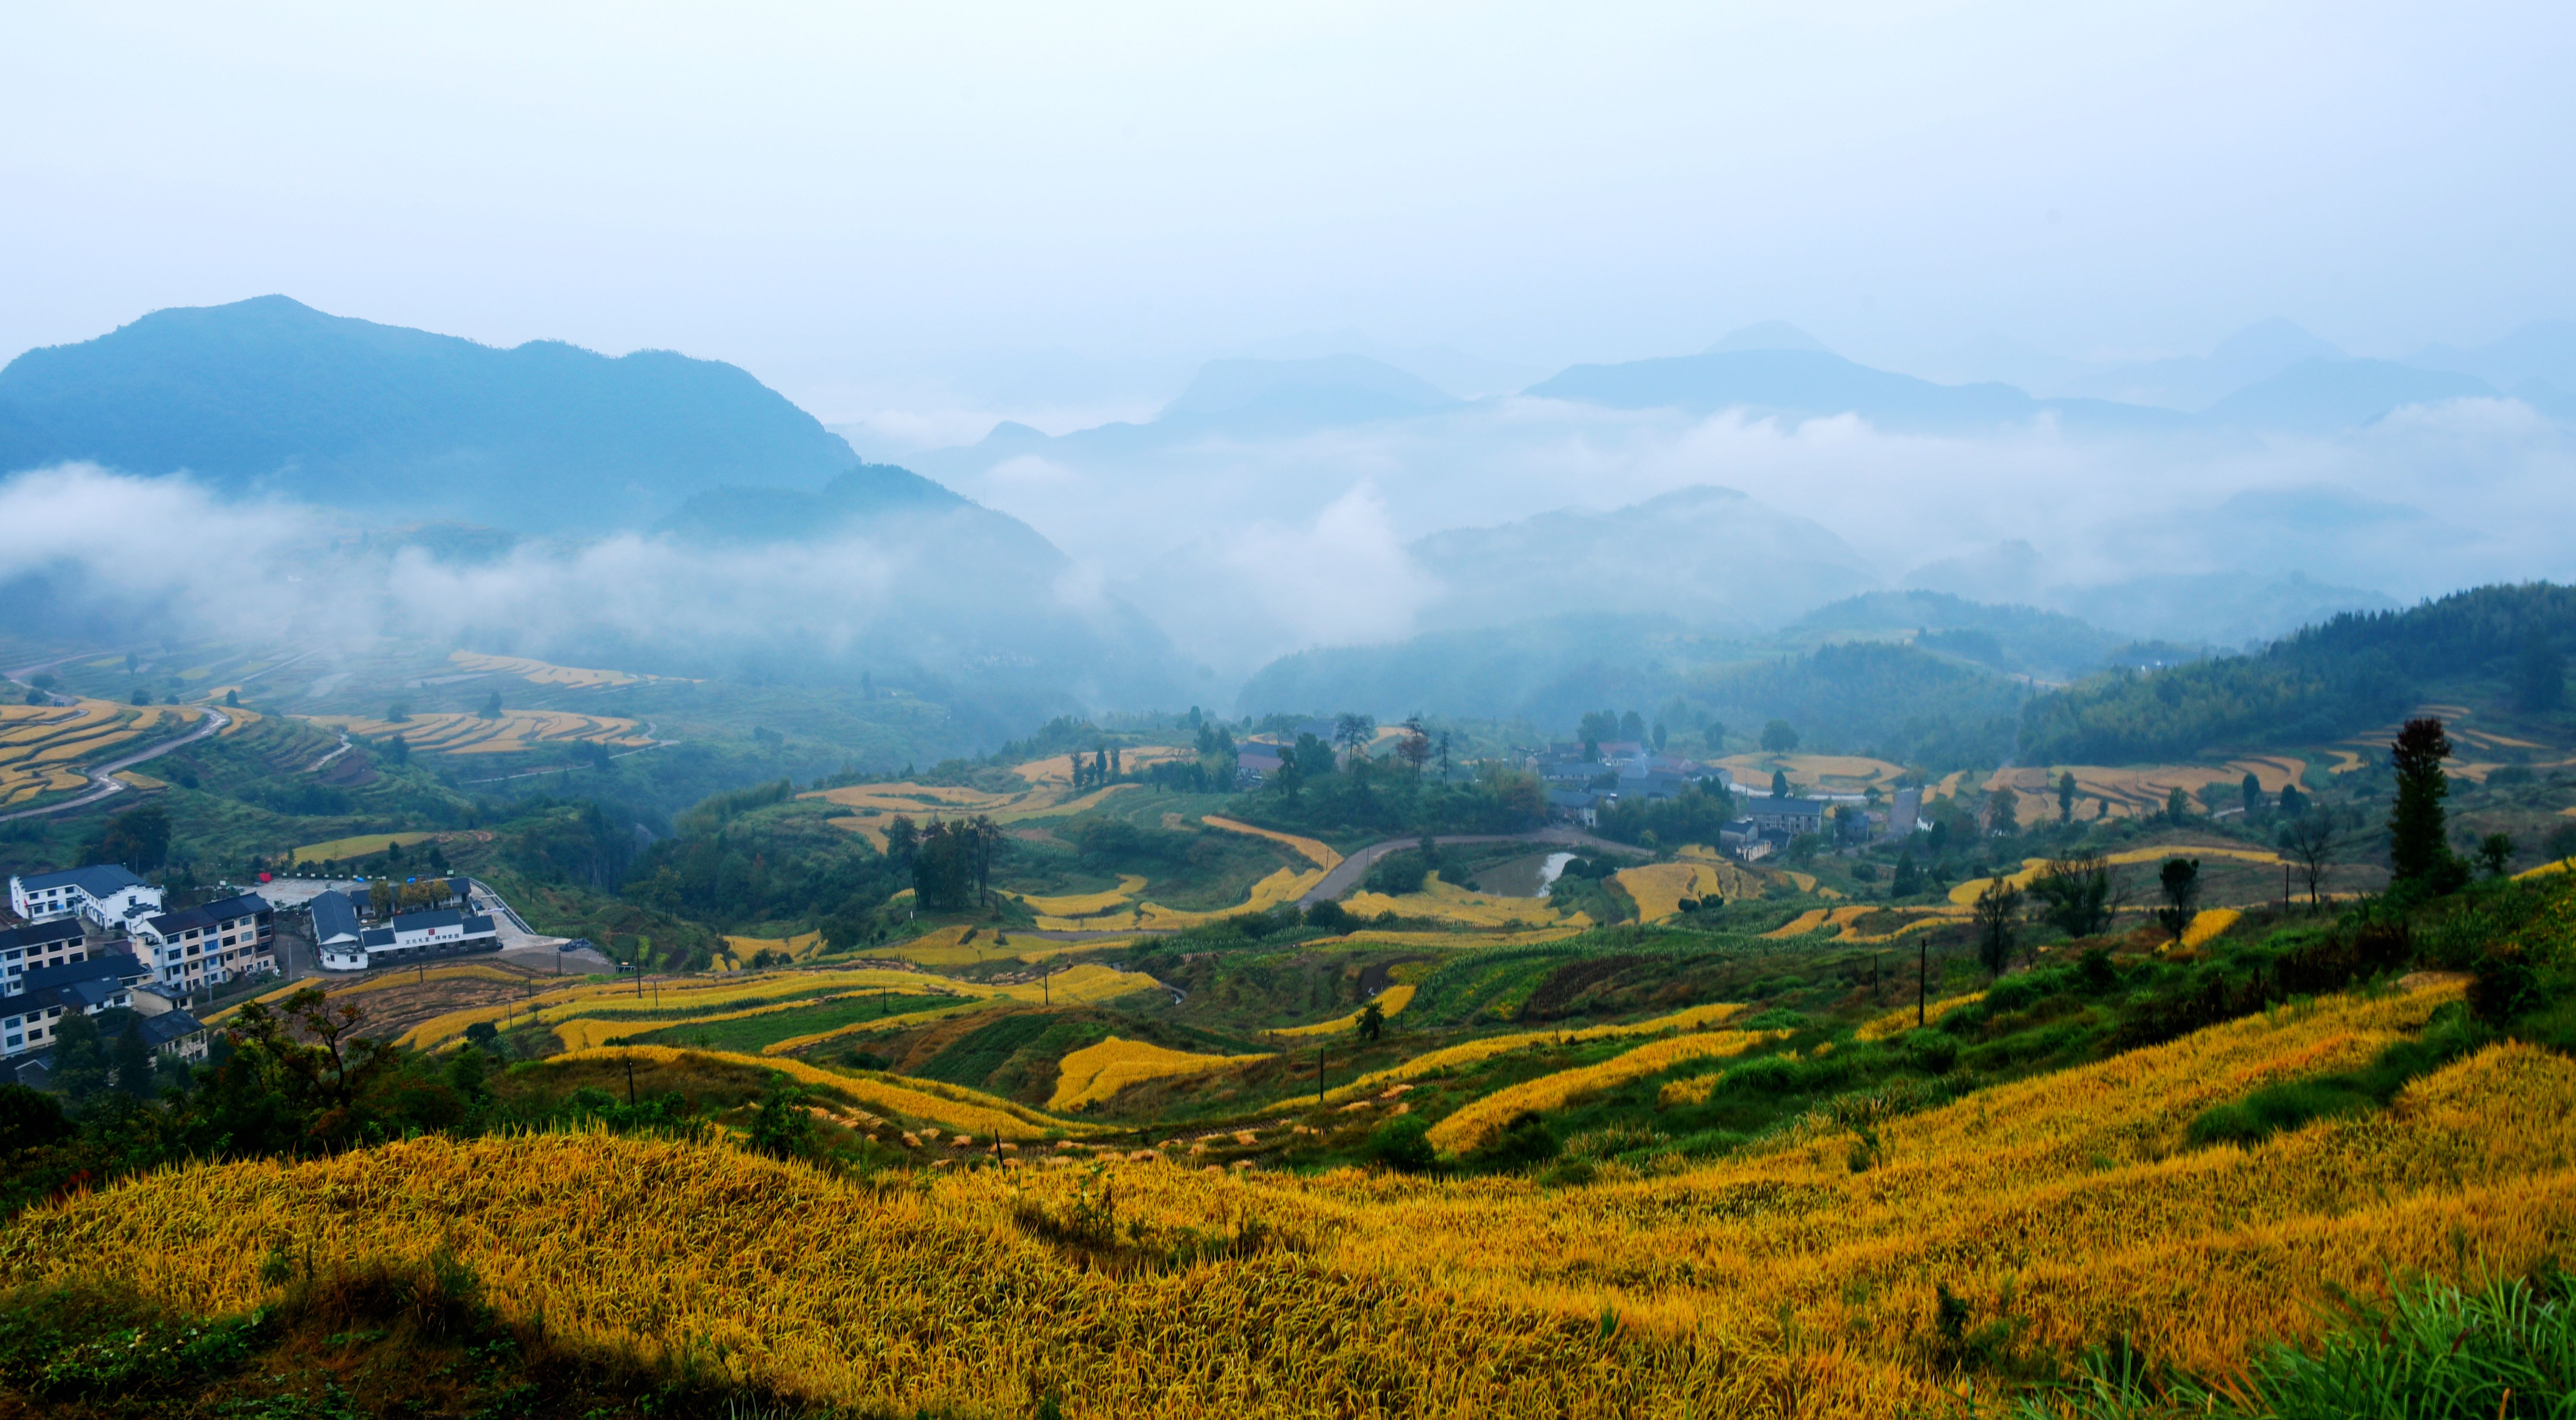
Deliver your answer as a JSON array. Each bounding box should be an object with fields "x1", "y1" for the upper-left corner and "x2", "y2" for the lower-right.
[
  {"x1": 2057, "y1": 771, "x2": 2076, "y2": 824},
  {"x1": 2387, "y1": 717, "x2": 2458, "y2": 888},
  {"x1": 2241, "y1": 771, "x2": 2262, "y2": 817}
]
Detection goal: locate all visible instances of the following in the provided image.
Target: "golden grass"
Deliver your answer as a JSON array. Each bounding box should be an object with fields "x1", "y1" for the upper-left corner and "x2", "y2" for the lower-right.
[
  {"x1": 1011, "y1": 747, "x2": 1195, "y2": 790},
  {"x1": 1713, "y1": 752, "x2": 1906, "y2": 791},
  {"x1": 1274, "y1": 984, "x2": 1418, "y2": 1039},
  {"x1": 1426, "y1": 1029, "x2": 1774, "y2": 1154},
  {"x1": 1946, "y1": 844, "x2": 2288, "y2": 907},
  {"x1": 299, "y1": 710, "x2": 652, "y2": 755},
  {"x1": 14, "y1": 980, "x2": 2561, "y2": 1417},
  {"x1": 1048, "y1": 1036, "x2": 1276, "y2": 1110},
  {"x1": 1319, "y1": 927, "x2": 1588, "y2": 950},
  {"x1": 1972, "y1": 760, "x2": 2306, "y2": 821},
  {"x1": 724, "y1": 932, "x2": 828, "y2": 964}
]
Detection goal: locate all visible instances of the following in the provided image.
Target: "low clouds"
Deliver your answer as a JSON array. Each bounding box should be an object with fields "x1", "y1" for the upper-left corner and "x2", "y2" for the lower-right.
[{"x1": 935, "y1": 392, "x2": 2576, "y2": 676}]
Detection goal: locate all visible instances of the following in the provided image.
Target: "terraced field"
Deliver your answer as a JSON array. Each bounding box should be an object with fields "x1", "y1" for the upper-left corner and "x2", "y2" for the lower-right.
[
  {"x1": 299, "y1": 710, "x2": 655, "y2": 754},
  {"x1": 447, "y1": 651, "x2": 653, "y2": 686},
  {"x1": 0, "y1": 698, "x2": 188, "y2": 806}
]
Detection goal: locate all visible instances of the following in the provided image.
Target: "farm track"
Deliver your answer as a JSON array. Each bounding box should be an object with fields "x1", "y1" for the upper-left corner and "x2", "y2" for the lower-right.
[{"x1": 0, "y1": 706, "x2": 228, "y2": 822}]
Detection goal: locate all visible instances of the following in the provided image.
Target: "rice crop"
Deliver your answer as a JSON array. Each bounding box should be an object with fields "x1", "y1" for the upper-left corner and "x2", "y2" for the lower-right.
[
  {"x1": 300, "y1": 710, "x2": 653, "y2": 755},
  {"x1": 1854, "y1": 992, "x2": 1986, "y2": 1041},
  {"x1": 1616, "y1": 860, "x2": 1762, "y2": 919},
  {"x1": 1342, "y1": 873, "x2": 1570, "y2": 928},
  {"x1": 1048, "y1": 1036, "x2": 1277, "y2": 1110},
  {"x1": 0, "y1": 699, "x2": 167, "y2": 805},
  {"x1": 16, "y1": 982, "x2": 2537, "y2": 1416},
  {"x1": 1425, "y1": 1029, "x2": 1774, "y2": 1153},
  {"x1": 1946, "y1": 844, "x2": 2289, "y2": 907},
  {"x1": 2181, "y1": 907, "x2": 2243, "y2": 949},
  {"x1": 1274, "y1": 984, "x2": 1418, "y2": 1038},
  {"x1": 1763, "y1": 905, "x2": 1874, "y2": 939},
  {"x1": 447, "y1": 650, "x2": 651, "y2": 686},
  {"x1": 552, "y1": 1045, "x2": 1070, "y2": 1139},
  {"x1": 290, "y1": 831, "x2": 440, "y2": 865},
  {"x1": 1322, "y1": 1002, "x2": 1746, "y2": 1103},
  {"x1": 1010, "y1": 874, "x2": 1149, "y2": 918},
  {"x1": 1200, "y1": 815, "x2": 1341, "y2": 869},
  {"x1": 398, "y1": 967, "x2": 978, "y2": 1050}
]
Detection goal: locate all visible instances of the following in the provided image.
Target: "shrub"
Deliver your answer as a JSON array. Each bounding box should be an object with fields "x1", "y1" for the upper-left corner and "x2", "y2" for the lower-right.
[{"x1": 1365, "y1": 1116, "x2": 1435, "y2": 1173}]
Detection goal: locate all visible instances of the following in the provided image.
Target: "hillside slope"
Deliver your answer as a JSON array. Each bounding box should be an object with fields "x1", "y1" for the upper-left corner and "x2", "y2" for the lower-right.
[{"x1": 0, "y1": 296, "x2": 862, "y2": 531}]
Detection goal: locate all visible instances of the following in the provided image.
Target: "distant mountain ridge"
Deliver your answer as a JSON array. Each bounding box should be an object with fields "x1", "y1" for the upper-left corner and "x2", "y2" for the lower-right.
[{"x1": 0, "y1": 295, "x2": 867, "y2": 532}]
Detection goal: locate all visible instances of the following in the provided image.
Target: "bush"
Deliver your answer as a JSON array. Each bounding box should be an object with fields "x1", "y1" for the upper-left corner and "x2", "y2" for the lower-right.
[
  {"x1": 1305, "y1": 899, "x2": 1351, "y2": 932},
  {"x1": 1363, "y1": 850, "x2": 1431, "y2": 896},
  {"x1": 1365, "y1": 1115, "x2": 1435, "y2": 1173},
  {"x1": 0, "y1": 1085, "x2": 72, "y2": 1153}
]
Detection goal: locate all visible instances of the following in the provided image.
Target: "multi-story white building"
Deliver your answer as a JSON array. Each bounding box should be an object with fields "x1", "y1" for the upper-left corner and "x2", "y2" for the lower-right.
[
  {"x1": 133, "y1": 893, "x2": 276, "y2": 991},
  {"x1": 0, "y1": 951, "x2": 148, "y2": 1061},
  {"x1": 0, "y1": 918, "x2": 90, "y2": 994},
  {"x1": 9, "y1": 865, "x2": 164, "y2": 932}
]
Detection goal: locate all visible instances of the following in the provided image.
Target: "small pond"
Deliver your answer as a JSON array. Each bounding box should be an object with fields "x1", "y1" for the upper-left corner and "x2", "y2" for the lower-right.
[{"x1": 1474, "y1": 851, "x2": 1578, "y2": 899}]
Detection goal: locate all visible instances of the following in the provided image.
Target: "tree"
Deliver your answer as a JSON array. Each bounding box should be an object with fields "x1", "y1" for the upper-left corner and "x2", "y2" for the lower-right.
[
  {"x1": 2517, "y1": 640, "x2": 2566, "y2": 713},
  {"x1": 224, "y1": 688, "x2": 241, "y2": 708},
  {"x1": 381, "y1": 734, "x2": 409, "y2": 765},
  {"x1": 1334, "y1": 713, "x2": 1375, "y2": 768},
  {"x1": 747, "y1": 1076, "x2": 818, "y2": 1159},
  {"x1": 369, "y1": 879, "x2": 394, "y2": 916},
  {"x1": 2029, "y1": 855, "x2": 2116, "y2": 938},
  {"x1": 1652, "y1": 722, "x2": 1669, "y2": 753},
  {"x1": 2387, "y1": 717, "x2": 2459, "y2": 889},
  {"x1": 0, "y1": 1083, "x2": 73, "y2": 1153},
  {"x1": 113, "y1": 1021, "x2": 155, "y2": 1100},
  {"x1": 50, "y1": 1011, "x2": 110, "y2": 1102},
  {"x1": 478, "y1": 691, "x2": 503, "y2": 719},
  {"x1": 2057, "y1": 771, "x2": 2077, "y2": 824},
  {"x1": 1890, "y1": 852, "x2": 1921, "y2": 897},
  {"x1": 1988, "y1": 785, "x2": 2019, "y2": 835},
  {"x1": 1397, "y1": 716, "x2": 1432, "y2": 775},
  {"x1": 1618, "y1": 710, "x2": 1645, "y2": 743},
  {"x1": 2164, "y1": 785, "x2": 2192, "y2": 822},
  {"x1": 92, "y1": 802, "x2": 173, "y2": 872},
  {"x1": 2277, "y1": 812, "x2": 2341, "y2": 912},
  {"x1": 1357, "y1": 1001, "x2": 1384, "y2": 1042},
  {"x1": 1972, "y1": 876, "x2": 2022, "y2": 979},
  {"x1": 1771, "y1": 769, "x2": 1791, "y2": 799},
  {"x1": 1761, "y1": 719, "x2": 1799, "y2": 753},
  {"x1": 883, "y1": 815, "x2": 919, "y2": 868},
  {"x1": 2154, "y1": 858, "x2": 2201, "y2": 943},
  {"x1": 387, "y1": 701, "x2": 412, "y2": 722},
  {"x1": 2241, "y1": 771, "x2": 2262, "y2": 817},
  {"x1": 2551, "y1": 821, "x2": 2576, "y2": 865},
  {"x1": 2278, "y1": 781, "x2": 2306, "y2": 818},
  {"x1": 130, "y1": 687, "x2": 151, "y2": 706},
  {"x1": 2478, "y1": 832, "x2": 2516, "y2": 878}
]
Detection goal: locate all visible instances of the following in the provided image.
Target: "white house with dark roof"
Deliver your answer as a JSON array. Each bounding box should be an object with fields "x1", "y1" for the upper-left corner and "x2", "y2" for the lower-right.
[
  {"x1": 339, "y1": 905, "x2": 501, "y2": 970},
  {"x1": 133, "y1": 893, "x2": 276, "y2": 990},
  {"x1": 9, "y1": 865, "x2": 163, "y2": 931},
  {"x1": 0, "y1": 918, "x2": 89, "y2": 994}
]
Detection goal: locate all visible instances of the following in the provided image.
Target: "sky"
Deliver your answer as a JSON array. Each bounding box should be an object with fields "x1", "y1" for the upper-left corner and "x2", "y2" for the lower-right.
[{"x1": 6, "y1": 1, "x2": 2574, "y2": 431}]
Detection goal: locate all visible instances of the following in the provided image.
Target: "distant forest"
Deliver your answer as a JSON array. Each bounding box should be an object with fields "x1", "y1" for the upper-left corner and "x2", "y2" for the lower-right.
[{"x1": 2016, "y1": 583, "x2": 2574, "y2": 763}]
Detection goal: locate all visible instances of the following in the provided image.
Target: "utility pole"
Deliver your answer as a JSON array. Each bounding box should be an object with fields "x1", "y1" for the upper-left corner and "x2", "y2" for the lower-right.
[
  {"x1": 1918, "y1": 937, "x2": 1928, "y2": 1028},
  {"x1": 1317, "y1": 1046, "x2": 1326, "y2": 1104}
]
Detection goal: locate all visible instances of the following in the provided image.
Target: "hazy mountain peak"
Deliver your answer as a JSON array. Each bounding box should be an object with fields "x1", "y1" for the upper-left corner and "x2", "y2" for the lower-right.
[
  {"x1": 1706, "y1": 320, "x2": 1834, "y2": 356},
  {"x1": 2208, "y1": 317, "x2": 2344, "y2": 372},
  {"x1": 1157, "y1": 354, "x2": 1459, "y2": 431}
]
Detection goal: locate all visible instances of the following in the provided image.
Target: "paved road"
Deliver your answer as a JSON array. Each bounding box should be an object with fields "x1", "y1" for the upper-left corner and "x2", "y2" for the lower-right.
[
  {"x1": 1295, "y1": 829, "x2": 1655, "y2": 908},
  {"x1": 0, "y1": 706, "x2": 230, "y2": 822}
]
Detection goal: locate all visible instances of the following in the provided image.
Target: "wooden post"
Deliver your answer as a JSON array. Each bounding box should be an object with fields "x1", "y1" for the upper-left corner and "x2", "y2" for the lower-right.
[{"x1": 1317, "y1": 1047, "x2": 1326, "y2": 1104}]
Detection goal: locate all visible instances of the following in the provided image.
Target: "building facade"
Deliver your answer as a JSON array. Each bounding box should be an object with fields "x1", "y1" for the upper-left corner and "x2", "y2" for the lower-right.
[
  {"x1": 0, "y1": 918, "x2": 90, "y2": 994},
  {"x1": 9, "y1": 865, "x2": 164, "y2": 932},
  {"x1": 133, "y1": 893, "x2": 277, "y2": 991}
]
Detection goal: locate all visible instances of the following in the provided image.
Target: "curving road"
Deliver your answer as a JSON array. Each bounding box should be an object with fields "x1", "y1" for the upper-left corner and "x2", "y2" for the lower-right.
[
  {"x1": 1294, "y1": 828, "x2": 1655, "y2": 908},
  {"x1": 0, "y1": 706, "x2": 230, "y2": 822}
]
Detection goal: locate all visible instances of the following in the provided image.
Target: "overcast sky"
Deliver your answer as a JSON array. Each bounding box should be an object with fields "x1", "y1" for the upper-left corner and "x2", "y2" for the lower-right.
[{"x1": 6, "y1": 1, "x2": 2572, "y2": 424}]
